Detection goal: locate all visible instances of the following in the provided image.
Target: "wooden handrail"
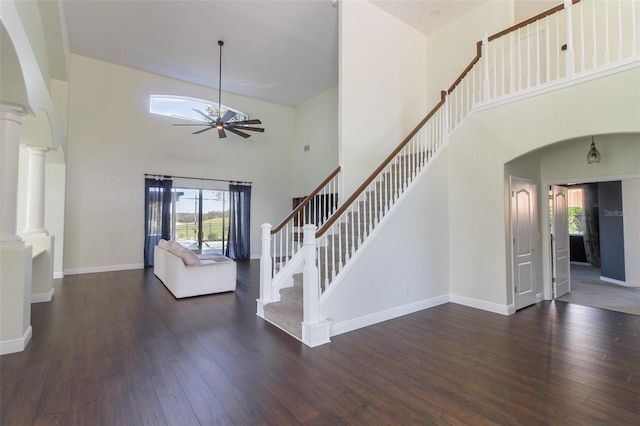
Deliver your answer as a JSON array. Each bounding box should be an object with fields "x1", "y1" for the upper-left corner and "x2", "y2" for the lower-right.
[
  {"x1": 316, "y1": 91, "x2": 448, "y2": 238},
  {"x1": 315, "y1": 0, "x2": 581, "y2": 238},
  {"x1": 271, "y1": 166, "x2": 341, "y2": 234},
  {"x1": 488, "y1": 0, "x2": 581, "y2": 42},
  {"x1": 448, "y1": 41, "x2": 483, "y2": 95},
  {"x1": 449, "y1": 1, "x2": 579, "y2": 95}
]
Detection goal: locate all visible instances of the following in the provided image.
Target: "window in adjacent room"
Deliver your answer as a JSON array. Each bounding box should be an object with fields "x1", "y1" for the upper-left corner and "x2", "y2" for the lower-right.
[{"x1": 567, "y1": 187, "x2": 584, "y2": 235}]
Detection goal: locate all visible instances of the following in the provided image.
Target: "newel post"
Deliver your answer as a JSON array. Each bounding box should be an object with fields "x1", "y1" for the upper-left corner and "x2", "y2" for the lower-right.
[
  {"x1": 482, "y1": 33, "x2": 490, "y2": 103},
  {"x1": 257, "y1": 223, "x2": 272, "y2": 316},
  {"x1": 301, "y1": 224, "x2": 331, "y2": 346},
  {"x1": 443, "y1": 88, "x2": 451, "y2": 147},
  {"x1": 302, "y1": 224, "x2": 319, "y2": 324},
  {"x1": 564, "y1": 0, "x2": 575, "y2": 78}
]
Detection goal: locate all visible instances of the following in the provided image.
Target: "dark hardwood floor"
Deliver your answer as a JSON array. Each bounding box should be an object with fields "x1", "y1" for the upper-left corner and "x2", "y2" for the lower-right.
[{"x1": 1, "y1": 260, "x2": 639, "y2": 425}]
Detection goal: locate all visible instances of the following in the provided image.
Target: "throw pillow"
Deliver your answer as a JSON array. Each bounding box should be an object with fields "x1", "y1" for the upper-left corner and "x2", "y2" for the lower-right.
[{"x1": 176, "y1": 247, "x2": 200, "y2": 265}]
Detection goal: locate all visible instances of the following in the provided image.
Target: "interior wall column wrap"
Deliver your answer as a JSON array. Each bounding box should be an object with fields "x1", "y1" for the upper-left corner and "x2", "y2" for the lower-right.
[
  {"x1": 23, "y1": 146, "x2": 49, "y2": 235},
  {"x1": 0, "y1": 104, "x2": 26, "y2": 245}
]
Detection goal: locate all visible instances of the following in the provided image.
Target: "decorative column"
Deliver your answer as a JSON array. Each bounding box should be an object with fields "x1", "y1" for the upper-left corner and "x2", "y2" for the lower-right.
[
  {"x1": 23, "y1": 146, "x2": 49, "y2": 235},
  {"x1": 257, "y1": 223, "x2": 273, "y2": 317},
  {"x1": 0, "y1": 104, "x2": 26, "y2": 244},
  {"x1": 0, "y1": 104, "x2": 33, "y2": 355}
]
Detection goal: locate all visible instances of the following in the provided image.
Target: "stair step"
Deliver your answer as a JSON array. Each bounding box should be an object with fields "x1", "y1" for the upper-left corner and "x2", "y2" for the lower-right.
[
  {"x1": 263, "y1": 302, "x2": 302, "y2": 339},
  {"x1": 280, "y1": 285, "x2": 303, "y2": 310},
  {"x1": 292, "y1": 273, "x2": 303, "y2": 287}
]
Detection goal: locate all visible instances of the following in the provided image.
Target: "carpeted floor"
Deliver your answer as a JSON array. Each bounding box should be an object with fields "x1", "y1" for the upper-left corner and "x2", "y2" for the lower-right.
[{"x1": 556, "y1": 263, "x2": 640, "y2": 316}]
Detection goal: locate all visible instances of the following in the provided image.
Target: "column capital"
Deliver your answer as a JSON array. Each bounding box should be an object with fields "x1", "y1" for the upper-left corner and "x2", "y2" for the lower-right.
[
  {"x1": 0, "y1": 104, "x2": 26, "y2": 123},
  {"x1": 24, "y1": 146, "x2": 50, "y2": 156}
]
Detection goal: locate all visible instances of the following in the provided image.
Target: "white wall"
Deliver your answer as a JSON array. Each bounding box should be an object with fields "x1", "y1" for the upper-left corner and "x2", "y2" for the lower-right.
[
  {"x1": 447, "y1": 68, "x2": 640, "y2": 309},
  {"x1": 621, "y1": 178, "x2": 640, "y2": 287},
  {"x1": 292, "y1": 86, "x2": 339, "y2": 197},
  {"x1": 426, "y1": 0, "x2": 514, "y2": 107},
  {"x1": 340, "y1": 0, "x2": 428, "y2": 196},
  {"x1": 322, "y1": 151, "x2": 450, "y2": 329},
  {"x1": 64, "y1": 54, "x2": 296, "y2": 272}
]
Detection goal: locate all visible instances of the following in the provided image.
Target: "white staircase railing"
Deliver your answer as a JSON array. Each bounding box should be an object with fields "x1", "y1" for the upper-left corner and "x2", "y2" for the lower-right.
[
  {"x1": 260, "y1": 0, "x2": 640, "y2": 346},
  {"x1": 258, "y1": 167, "x2": 340, "y2": 313}
]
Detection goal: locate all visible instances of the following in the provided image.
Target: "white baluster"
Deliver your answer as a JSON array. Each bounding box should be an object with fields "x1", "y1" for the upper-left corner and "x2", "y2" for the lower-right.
[
  {"x1": 593, "y1": 0, "x2": 598, "y2": 68},
  {"x1": 259, "y1": 223, "x2": 273, "y2": 312},
  {"x1": 605, "y1": 0, "x2": 611, "y2": 64},
  {"x1": 546, "y1": 18, "x2": 551, "y2": 83},
  {"x1": 631, "y1": 0, "x2": 637, "y2": 56},
  {"x1": 302, "y1": 224, "x2": 320, "y2": 324},
  {"x1": 565, "y1": 0, "x2": 576, "y2": 78},
  {"x1": 580, "y1": 1, "x2": 586, "y2": 73},
  {"x1": 617, "y1": 0, "x2": 623, "y2": 61}
]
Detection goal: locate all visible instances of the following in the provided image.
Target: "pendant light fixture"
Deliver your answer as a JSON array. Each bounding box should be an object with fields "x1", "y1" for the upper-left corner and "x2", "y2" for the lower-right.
[{"x1": 587, "y1": 137, "x2": 601, "y2": 164}]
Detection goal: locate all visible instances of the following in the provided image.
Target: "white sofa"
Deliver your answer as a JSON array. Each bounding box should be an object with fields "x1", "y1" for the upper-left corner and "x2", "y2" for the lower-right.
[{"x1": 153, "y1": 240, "x2": 236, "y2": 298}]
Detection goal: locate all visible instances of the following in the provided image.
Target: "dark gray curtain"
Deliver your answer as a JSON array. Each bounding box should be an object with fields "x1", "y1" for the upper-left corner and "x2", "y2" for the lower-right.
[
  {"x1": 144, "y1": 178, "x2": 173, "y2": 267},
  {"x1": 582, "y1": 183, "x2": 600, "y2": 267},
  {"x1": 226, "y1": 184, "x2": 251, "y2": 260}
]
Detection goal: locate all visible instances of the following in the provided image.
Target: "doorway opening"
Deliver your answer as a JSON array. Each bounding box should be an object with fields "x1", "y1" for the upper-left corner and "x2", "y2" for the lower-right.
[{"x1": 546, "y1": 179, "x2": 640, "y2": 316}]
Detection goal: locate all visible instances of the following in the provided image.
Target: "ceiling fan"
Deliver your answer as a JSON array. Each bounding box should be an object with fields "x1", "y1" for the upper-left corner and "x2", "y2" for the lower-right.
[{"x1": 173, "y1": 40, "x2": 264, "y2": 138}]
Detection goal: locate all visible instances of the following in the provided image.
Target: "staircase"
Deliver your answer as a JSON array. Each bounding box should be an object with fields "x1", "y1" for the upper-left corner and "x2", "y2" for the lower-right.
[
  {"x1": 259, "y1": 0, "x2": 640, "y2": 347},
  {"x1": 263, "y1": 273, "x2": 303, "y2": 338}
]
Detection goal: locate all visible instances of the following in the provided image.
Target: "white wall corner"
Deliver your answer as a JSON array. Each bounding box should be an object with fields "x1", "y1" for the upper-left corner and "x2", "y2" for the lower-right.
[{"x1": 0, "y1": 326, "x2": 32, "y2": 356}]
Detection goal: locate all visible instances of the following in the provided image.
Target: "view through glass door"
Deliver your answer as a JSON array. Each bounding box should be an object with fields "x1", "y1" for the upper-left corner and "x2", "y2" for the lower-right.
[{"x1": 173, "y1": 188, "x2": 230, "y2": 256}]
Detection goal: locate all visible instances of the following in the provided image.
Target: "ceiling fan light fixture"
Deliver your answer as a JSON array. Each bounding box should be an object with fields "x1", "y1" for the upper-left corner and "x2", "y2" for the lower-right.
[{"x1": 172, "y1": 40, "x2": 264, "y2": 138}]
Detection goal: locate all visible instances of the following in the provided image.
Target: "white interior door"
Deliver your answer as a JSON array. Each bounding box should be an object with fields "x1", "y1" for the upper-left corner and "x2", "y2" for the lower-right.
[
  {"x1": 511, "y1": 177, "x2": 537, "y2": 310},
  {"x1": 552, "y1": 185, "x2": 571, "y2": 298}
]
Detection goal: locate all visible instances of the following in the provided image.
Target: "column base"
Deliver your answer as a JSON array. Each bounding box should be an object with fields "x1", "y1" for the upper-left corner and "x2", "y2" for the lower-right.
[{"x1": 0, "y1": 244, "x2": 32, "y2": 354}]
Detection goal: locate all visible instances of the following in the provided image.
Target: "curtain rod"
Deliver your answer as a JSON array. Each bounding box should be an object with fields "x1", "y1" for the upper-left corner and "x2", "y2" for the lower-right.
[{"x1": 144, "y1": 173, "x2": 251, "y2": 185}]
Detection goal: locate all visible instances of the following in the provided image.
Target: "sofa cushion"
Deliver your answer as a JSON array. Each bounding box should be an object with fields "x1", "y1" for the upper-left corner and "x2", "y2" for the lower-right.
[
  {"x1": 158, "y1": 239, "x2": 169, "y2": 249},
  {"x1": 169, "y1": 242, "x2": 184, "y2": 256},
  {"x1": 170, "y1": 245, "x2": 200, "y2": 265},
  {"x1": 178, "y1": 248, "x2": 201, "y2": 265}
]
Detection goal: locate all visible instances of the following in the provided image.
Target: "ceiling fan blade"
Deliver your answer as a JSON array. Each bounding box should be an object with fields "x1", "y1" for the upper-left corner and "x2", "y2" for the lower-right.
[
  {"x1": 221, "y1": 109, "x2": 236, "y2": 123},
  {"x1": 225, "y1": 127, "x2": 251, "y2": 138},
  {"x1": 192, "y1": 109, "x2": 213, "y2": 121},
  {"x1": 193, "y1": 126, "x2": 214, "y2": 135},
  {"x1": 232, "y1": 119, "x2": 262, "y2": 125},
  {"x1": 173, "y1": 123, "x2": 211, "y2": 126},
  {"x1": 217, "y1": 127, "x2": 227, "y2": 138},
  {"x1": 227, "y1": 125, "x2": 264, "y2": 133}
]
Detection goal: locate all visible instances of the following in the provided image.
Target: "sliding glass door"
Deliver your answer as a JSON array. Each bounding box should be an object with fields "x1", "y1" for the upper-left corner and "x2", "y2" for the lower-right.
[{"x1": 173, "y1": 188, "x2": 229, "y2": 255}]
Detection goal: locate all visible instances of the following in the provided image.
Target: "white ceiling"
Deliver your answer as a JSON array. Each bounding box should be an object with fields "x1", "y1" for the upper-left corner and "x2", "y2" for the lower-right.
[{"x1": 62, "y1": 0, "x2": 488, "y2": 107}]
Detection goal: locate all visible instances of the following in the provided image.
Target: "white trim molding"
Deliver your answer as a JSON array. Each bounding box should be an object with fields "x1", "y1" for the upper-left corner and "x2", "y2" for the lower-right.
[
  {"x1": 330, "y1": 295, "x2": 450, "y2": 337},
  {"x1": 0, "y1": 326, "x2": 32, "y2": 355},
  {"x1": 64, "y1": 263, "x2": 143, "y2": 275},
  {"x1": 31, "y1": 288, "x2": 55, "y2": 303},
  {"x1": 450, "y1": 294, "x2": 512, "y2": 316}
]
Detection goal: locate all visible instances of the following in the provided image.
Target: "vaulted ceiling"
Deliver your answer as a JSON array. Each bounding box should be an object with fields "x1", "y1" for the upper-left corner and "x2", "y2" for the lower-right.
[{"x1": 62, "y1": 0, "x2": 488, "y2": 107}]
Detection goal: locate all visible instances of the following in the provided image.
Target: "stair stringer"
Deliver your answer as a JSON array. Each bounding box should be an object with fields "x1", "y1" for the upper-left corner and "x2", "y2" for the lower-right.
[
  {"x1": 319, "y1": 146, "x2": 451, "y2": 337},
  {"x1": 270, "y1": 250, "x2": 305, "y2": 302}
]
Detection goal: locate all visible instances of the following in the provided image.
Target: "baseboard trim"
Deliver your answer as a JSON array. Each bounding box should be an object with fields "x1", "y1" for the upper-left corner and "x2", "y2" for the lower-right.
[
  {"x1": 330, "y1": 295, "x2": 450, "y2": 337},
  {"x1": 450, "y1": 294, "x2": 511, "y2": 315},
  {"x1": 64, "y1": 263, "x2": 143, "y2": 275},
  {"x1": 31, "y1": 288, "x2": 55, "y2": 303},
  {"x1": 600, "y1": 276, "x2": 626, "y2": 286},
  {"x1": 0, "y1": 326, "x2": 32, "y2": 355}
]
